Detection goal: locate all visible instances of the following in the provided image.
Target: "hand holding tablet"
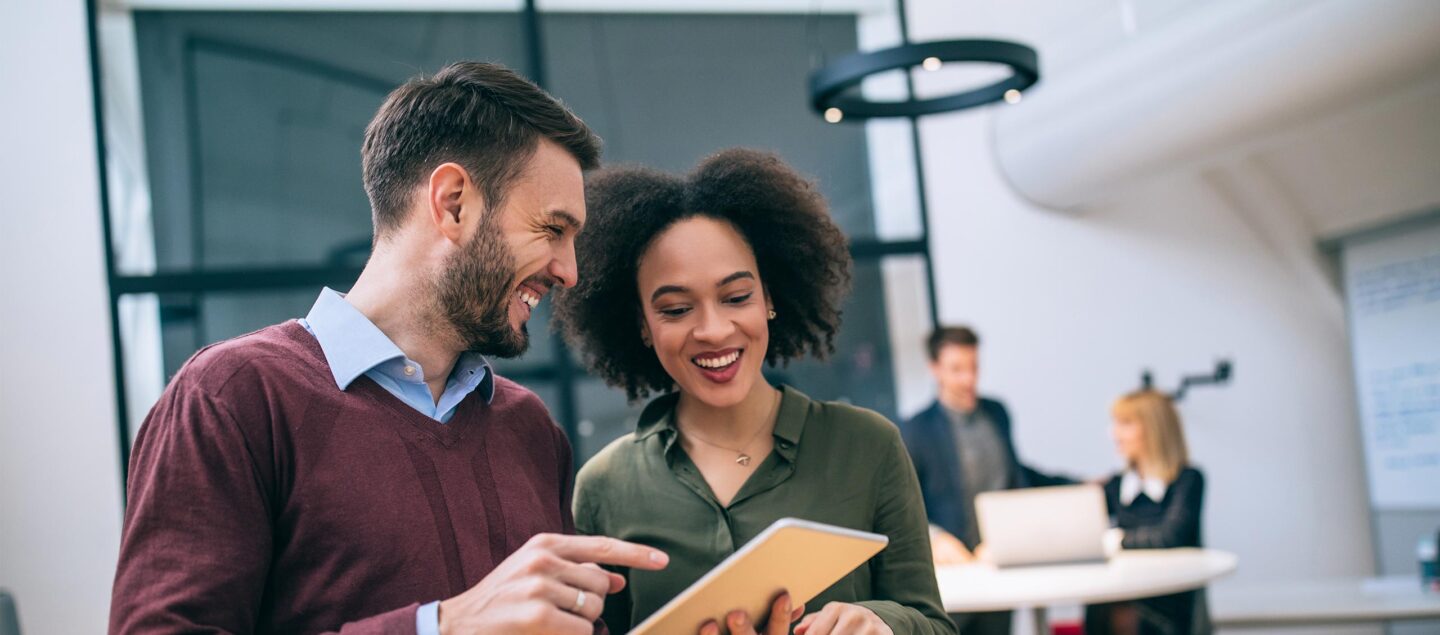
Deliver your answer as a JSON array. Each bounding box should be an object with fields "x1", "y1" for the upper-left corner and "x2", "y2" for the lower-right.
[
  {"x1": 700, "y1": 592, "x2": 807, "y2": 635},
  {"x1": 631, "y1": 518, "x2": 889, "y2": 635}
]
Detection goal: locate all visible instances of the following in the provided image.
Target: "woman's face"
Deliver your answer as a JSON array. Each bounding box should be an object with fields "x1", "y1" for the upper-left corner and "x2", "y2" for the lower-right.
[
  {"x1": 1112, "y1": 413, "x2": 1146, "y2": 466},
  {"x1": 636, "y1": 217, "x2": 772, "y2": 409}
]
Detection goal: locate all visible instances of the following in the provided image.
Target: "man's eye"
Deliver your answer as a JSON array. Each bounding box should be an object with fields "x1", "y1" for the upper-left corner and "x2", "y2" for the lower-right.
[{"x1": 545, "y1": 225, "x2": 565, "y2": 237}]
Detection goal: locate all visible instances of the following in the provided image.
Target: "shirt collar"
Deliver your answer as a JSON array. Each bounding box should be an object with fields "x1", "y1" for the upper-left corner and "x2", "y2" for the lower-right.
[
  {"x1": 772, "y1": 385, "x2": 806, "y2": 459},
  {"x1": 634, "y1": 392, "x2": 680, "y2": 442},
  {"x1": 303, "y1": 287, "x2": 495, "y2": 403},
  {"x1": 1119, "y1": 469, "x2": 1169, "y2": 505},
  {"x1": 634, "y1": 385, "x2": 807, "y2": 461},
  {"x1": 938, "y1": 400, "x2": 984, "y2": 425}
]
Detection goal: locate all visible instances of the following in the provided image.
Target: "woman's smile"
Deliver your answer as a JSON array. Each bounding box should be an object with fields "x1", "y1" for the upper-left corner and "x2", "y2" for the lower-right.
[{"x1": 691, "y1": 348, "x2": 744, "y2": 383}]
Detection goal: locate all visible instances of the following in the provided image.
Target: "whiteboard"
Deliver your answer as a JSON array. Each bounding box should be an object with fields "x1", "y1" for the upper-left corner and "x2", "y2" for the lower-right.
[{"x1": 1342, "y1": 217, "x2": 1440, "y2": 510}]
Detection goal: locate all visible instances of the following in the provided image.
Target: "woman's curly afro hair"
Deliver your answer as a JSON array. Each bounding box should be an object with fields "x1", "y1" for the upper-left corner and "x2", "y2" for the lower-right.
[{"x1": 552, "y1": 148, "x2": 852, "y2": 401}]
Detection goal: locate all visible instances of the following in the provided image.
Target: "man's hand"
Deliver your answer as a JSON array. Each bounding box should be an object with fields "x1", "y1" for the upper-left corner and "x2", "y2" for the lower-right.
[
  {"x1": 699, "y1": 592, "x2": 804, "y2": 635},
  {"x1": 438, "y1": 533, "x2": 668, "y2": 635},
  {"x1": 794, "y1": 602, "x2": 892, "y2": 635},
  {"x1": 928, "y1": 526, "x2": 972, "y2": 565},
  {"x1": 972, "y1": 542, "x2": 990, "y2": 563}
]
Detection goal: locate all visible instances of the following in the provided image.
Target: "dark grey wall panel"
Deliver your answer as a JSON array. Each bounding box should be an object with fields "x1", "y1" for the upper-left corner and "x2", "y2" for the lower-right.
[{"x1": 127, "y1": 10, "x2": 900, "y2": 460}]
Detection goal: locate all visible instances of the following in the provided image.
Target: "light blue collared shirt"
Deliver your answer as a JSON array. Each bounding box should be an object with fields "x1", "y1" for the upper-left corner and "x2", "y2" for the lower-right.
[
  {"x1": 299, "y1": 288, "x2": 495, "y2": 420},
  {"x1": 298, "y1": 287, "x2": 494, "y2": 634}
]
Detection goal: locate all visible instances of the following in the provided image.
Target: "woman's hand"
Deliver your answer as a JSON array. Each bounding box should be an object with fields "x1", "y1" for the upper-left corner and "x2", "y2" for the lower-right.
[
  {"x1": 1102, "y1": 527, "x2": 1125, "y2": 557},
  {"x1": 793, "y1": 602, "x2": 893, "y2": 635},
  {"x1": 698, "y1": 592, "x2": 804, "y2": 635}
]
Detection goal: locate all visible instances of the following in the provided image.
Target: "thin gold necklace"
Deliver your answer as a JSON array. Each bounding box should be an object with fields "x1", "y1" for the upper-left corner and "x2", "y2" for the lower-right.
[{"x1": 680, "y1": 390, "x2": 781, "y2": 467}]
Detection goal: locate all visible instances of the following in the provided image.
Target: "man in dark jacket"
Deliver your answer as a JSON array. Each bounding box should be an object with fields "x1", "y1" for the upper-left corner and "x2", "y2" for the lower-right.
[{"x1": 899, "y1": 326, "x2": 1071, "y2": 635}]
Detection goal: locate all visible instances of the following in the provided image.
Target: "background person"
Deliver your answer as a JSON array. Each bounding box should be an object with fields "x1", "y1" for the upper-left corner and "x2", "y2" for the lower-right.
[
  {"x1": 1085, "y1": 389, "x2": 1208, "y2": 635},
  {"x1": 898, "y1": 326, "x2": 1073, "y2": 635}
]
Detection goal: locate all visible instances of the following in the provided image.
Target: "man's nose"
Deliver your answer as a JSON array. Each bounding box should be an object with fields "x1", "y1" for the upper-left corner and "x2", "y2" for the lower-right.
[{"x1": 551, "y1": 241, "x2": 579, "y2": 288}]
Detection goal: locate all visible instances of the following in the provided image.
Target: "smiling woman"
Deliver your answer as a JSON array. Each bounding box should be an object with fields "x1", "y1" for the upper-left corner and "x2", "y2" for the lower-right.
[
  {"x1": 554, "y1": 149, "x2": 851, "y2": 402},
  {"x1": 552, "y1": 149, "x2": 955, "y2": 635}
]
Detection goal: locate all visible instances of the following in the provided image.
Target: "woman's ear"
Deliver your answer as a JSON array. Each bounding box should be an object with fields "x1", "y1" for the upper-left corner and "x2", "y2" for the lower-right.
[{"x1": 639, "y1": 315, "x2": 653, "y2": 348}]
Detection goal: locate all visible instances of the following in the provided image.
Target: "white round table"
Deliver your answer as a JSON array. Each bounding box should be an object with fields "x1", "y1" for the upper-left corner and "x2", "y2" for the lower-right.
[{"x1": 936, "y1": 548, "x2": 1237, "y2": 635}]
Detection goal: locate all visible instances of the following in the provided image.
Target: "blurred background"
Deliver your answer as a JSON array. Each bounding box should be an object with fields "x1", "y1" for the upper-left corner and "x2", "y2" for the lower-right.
[{"x1": 2, "y1": 0, "x2": 1438, "y2": 633}]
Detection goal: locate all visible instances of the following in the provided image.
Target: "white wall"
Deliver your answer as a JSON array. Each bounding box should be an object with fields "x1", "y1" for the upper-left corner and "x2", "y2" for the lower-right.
[
  {"x1": 0, "y1": 1, "x2": 126, "y2": 633},
  {"x1": 897, "y1": 0, "x2": 1379, "y2": 600}
]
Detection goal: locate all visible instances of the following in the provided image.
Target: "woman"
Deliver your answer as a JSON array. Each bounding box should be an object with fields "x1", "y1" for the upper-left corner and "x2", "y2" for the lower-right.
[
  {"x1": 1086, "y1": 389, "x2": 1208, "y2": 635},
  {"x1": 554, "y1": 149, "x2": 954, "y2": 635}
]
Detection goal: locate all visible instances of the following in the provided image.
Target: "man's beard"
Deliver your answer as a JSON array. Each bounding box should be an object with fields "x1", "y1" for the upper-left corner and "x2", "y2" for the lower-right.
[{"x1": 432, "y1": 217, "x2": 529, "y2": 359}]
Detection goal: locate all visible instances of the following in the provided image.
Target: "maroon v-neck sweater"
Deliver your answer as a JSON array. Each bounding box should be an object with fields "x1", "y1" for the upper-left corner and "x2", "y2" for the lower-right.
[{"x1": 110, "y1": 321, "x2": 578, "y2": 634}]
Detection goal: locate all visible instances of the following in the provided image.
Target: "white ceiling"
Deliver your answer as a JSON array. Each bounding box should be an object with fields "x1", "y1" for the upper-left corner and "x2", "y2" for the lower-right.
[
  {"x1": 1248, "y1": 72, "x2": 1440, "y2": 238},
  {"x1": 975, "y1": 0, "x2": 1440, "y2": 239}
]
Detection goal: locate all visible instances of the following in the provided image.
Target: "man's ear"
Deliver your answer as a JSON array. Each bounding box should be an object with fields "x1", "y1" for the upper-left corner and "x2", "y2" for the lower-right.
[{"x1": 427, "y1": 162, "x2": 472, "y2": 244}]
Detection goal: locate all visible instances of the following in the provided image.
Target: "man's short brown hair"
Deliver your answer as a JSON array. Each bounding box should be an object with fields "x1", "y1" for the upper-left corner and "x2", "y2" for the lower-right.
[
  {"x1": 361, "y1": 62, "x2": 600, "y2": 238},
  {"x1": 927, "y1": 326, "x2": 980, "y2": 361}
]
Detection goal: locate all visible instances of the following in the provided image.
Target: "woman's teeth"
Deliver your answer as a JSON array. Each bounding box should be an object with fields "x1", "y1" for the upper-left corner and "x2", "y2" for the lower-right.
[
  {"x1": 518, "y1": 289, "x2": 540, "y2": 309},
  {"x1": 694, "y1": 351, "x2": 740, "y2": 369}
]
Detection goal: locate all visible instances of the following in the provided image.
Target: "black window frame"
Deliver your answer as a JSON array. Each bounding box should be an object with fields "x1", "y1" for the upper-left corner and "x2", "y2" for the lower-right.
[{"x1": 86, "y1": 0, "x2": 940, "y2": 491}]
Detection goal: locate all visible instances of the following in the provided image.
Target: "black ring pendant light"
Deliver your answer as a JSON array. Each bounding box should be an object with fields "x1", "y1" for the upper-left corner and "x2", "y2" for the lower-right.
[{"x1": 808, "y1": 38, "x2": 1040, "y2": 120}]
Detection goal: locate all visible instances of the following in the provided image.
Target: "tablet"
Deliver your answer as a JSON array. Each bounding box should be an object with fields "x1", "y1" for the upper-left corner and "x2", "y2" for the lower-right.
[{"x1": 629, "y1": 518, "x2": 888, "y2": 635}]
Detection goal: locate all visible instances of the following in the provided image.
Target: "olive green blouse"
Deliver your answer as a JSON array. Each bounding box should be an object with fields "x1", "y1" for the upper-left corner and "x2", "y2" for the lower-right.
[{"x1": 574, "y1": 386, "x2": 956, "y2": 635}]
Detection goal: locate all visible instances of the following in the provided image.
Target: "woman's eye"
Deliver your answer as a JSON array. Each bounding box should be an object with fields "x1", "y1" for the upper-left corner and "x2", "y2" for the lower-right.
[
  {"x1": 726, "y1": 293, "x2": 753, "y2": 304},
  {"x1": 659, "y1": 307, "x2": 690, "y2": 317}
]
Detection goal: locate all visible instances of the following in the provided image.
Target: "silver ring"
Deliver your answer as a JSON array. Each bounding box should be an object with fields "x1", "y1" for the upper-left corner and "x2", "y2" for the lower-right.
[{"x1": 572, "y1": 589, "x2": 586, "y2": 613}]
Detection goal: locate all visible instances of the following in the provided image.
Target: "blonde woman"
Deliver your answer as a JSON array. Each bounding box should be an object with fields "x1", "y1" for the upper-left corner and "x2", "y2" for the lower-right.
[{"x1": 1086, "y1": 389, "x2": 1207, "y2": 635}]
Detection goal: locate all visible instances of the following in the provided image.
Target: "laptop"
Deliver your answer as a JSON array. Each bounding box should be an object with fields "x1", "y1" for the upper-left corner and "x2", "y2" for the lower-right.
[{"x1": 974, "y1": 484, "x2": 1110, "y2": 567}]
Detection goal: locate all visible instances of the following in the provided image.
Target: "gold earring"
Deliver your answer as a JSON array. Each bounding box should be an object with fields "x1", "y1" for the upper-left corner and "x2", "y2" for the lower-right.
[{"x1": 767, "y1": 309, "x2": 777, "y2": 320}]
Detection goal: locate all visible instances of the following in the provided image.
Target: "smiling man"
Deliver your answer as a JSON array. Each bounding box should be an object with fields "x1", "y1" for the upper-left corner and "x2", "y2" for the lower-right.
[{"x1": 109, "y1": 62, "x2": 668, "y2": 635}]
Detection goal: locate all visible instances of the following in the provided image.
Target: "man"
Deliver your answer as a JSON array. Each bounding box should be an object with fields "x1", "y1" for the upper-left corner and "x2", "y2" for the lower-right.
[
  {"x1": 898, "y1": 326, "x2": 1071, "y2": 635},
  {"x1": 109, "y1": 62, "x2": 668, "y2": 635}
]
